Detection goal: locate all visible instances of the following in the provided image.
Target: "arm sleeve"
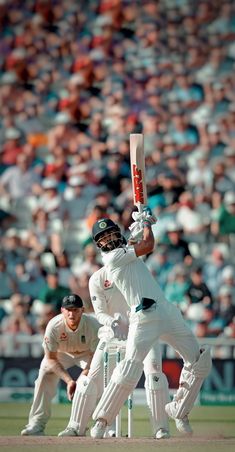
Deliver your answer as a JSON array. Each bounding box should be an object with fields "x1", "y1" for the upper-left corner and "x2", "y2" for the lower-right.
[
  {"x1": 43, "y1": 321, "x2": 59, "y2": 353},
  {"x1": 89, "y1": 275, "x2": 114, "y2": 327}
]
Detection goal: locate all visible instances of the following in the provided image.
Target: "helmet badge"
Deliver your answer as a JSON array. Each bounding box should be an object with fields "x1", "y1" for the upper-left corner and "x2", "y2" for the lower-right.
[{"x1": 99, "y1": 221, "x2": 107, "y2": 229}]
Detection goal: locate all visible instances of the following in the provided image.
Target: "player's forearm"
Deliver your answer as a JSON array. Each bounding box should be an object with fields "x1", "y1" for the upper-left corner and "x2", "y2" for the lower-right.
[
  {"x1": 45, "y1": 358, "x2": 73, "y2": 384},
  {"x1": 93, "y1": 307, "x2": 114, "y2": 327},
  {"x1": 134, "y1": 223, "x2": 155, "y2": 256}
]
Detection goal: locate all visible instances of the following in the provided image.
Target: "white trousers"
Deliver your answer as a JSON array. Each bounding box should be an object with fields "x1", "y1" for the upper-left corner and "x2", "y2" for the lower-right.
[
  {"x1": 28, "y1": 351, "x2": 102, "y2": 428},
  {"x1": 93, "y1": 303, "x2": 201, "y2": 425},
  {"x1": 126, "y1": 303, "x2": 200, "y2": 365}
]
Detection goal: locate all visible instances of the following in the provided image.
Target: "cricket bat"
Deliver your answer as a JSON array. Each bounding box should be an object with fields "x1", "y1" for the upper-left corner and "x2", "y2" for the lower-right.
[{"x1": 130, "y1": 133, "x2": 147, "y2": 213}]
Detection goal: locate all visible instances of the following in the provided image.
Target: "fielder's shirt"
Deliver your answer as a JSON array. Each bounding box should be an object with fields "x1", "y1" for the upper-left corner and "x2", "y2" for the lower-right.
[{"x1": 43, "y1": 313, "x2": 99, "y2": 358}]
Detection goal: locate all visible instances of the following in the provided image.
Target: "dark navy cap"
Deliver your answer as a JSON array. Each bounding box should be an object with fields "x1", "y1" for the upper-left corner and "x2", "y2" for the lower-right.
[{"x1": 61, "y1": 294, "x2": 83, "y2": 309}]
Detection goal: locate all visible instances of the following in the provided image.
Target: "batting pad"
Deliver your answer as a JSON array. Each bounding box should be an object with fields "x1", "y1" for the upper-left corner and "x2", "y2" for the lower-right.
[
  {"x1": 93, "y1": 359, "x2": 143, "y2": 425},
  {"x1": 166, "y1": 347, "x2": 212, "y2": 419},
  {"x1": 145, "y1": 372, "x2": 170, "y2": 433},
  {"x1": 68, "y1": 375, "x2": 97, "y2": 435}
]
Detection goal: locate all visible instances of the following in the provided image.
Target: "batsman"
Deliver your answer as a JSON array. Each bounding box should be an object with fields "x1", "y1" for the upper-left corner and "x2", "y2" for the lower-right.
[{"x1": 90, "y1": 134, "x2": 212, "y2": 438}]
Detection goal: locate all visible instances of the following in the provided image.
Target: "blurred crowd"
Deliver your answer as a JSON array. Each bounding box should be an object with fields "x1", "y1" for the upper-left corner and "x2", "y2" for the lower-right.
[{"x1": 0, "y1": 0, "x2": 235, "y2": 358}]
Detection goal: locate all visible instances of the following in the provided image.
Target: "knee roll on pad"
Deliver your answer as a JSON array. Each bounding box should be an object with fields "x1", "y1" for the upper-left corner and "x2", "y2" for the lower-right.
[
  {"x1": 191, "y1": 347, "x2": 212, "y2": 378},
  {"x1": 145, "y1": 373, "x2": 168, "y2": 391},
  {"x1": 112, "y1": 359, "x2": 143, "y2": 387},
  {"x1": 77, "y1": 374, "x2": 97, "y2": 396},
  {"x1": 92, "y1": 360, "x2": 143, "y2": 425},
  {"x1": 171, "y1": 347, "x2": 212, "y2": 419}
]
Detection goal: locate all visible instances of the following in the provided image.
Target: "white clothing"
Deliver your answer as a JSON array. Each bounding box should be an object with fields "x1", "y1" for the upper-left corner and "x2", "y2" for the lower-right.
[
  {"x1": 102, "y1": 246, "x2": 167, "y2": 307},
  {"x1": 87, "y1": 266, "x2": 170, "y2": 434},
  {"x1": 43, "y1": 313, "x2": 99, "y2": 356},
  {"x1": 26, "y1": 313, "x2": 100, "y2": 430},
  {"x1": 62, "y1": 266, "x2": 170, "y2": 435},
  {"x1": 101, "y1": 246, "x2": 199, "y2": 363},
  {"x1": 92, "y1": 245, "x2": 203, "y2": 426},
  {"x1": 89, "y1": 266, "x2": 130, "y2": 326}
]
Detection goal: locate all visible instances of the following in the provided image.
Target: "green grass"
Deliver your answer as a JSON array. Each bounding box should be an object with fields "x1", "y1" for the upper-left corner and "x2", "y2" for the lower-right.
[{"x1": 0, "y1": 403, "x2": 235, "y2": 452}]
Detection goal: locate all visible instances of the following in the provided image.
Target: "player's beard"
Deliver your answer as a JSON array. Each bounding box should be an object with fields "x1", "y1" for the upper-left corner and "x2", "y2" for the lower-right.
[{"x1": 100, "y1": 237, "x2": 123, "y2": 252}]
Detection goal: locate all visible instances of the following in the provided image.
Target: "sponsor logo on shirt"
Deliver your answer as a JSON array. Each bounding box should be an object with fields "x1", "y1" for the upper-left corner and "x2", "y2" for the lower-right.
[
  {"x1": 60, "y1": 332, "x2": 68, "y2": 341},
  {"x1": 104, "y1": 279, "x2": 112, "y2": 289}
]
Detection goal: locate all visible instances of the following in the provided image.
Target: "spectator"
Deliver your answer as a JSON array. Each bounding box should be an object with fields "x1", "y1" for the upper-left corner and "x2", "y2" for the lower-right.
[
  {"x1": 38, "y1": 271, "x2": 70, "y2": 314},
  {"x1": 37, "y1": 178, "x2": 63, "y2": 221},
  {"x1": 185, "y1": 266, "x2": 213, "y2": 308},
  {"x1": 14, "y1": 262, "x2": 46, "y2": 300},
  {"x1": 54, "y1": 251, "x2": 73, "y2": 288},
  {"x1": 211, "y1": 191, "x2": 235, "y2": 237},
  {"x1": 62, "y1": 176, "x2": 91, "y2": 223},
  {"x1": 176, "y1": 191, "x2": 208, "y2": 241},
  {"x1": 163, "y1": 221, "x2": 193, "y2": 267},
  {"x1": 72, "y1": 243, "x2": 100, "y2": 278},
  {"x1": 0, "y1": 153, "x2": 41, "y2": 201},
  {"x1": 0, "y1": 257, "x2": 17, "y2": 299},
  {"x1": 221, "y1": 266, "x2": 235, "y2": 304},
  {"x1": 215, "y1": 286, "x2": 235, "y2": 330},
  {"x1": 1, "y1": 127, "x2": 24, "y2": 166},
  {"x1": 0, "y1": 293, "x2": 36, "y2": 356},
  {"x1": 164, "y1": 264, "x2": 190, "y2": 313},
  {"x1": 146, "y1": 246, "x2": 174, "y2": 291},
  {"x1": 202, "y1": 246, "x2": 228, "y2": 297}
]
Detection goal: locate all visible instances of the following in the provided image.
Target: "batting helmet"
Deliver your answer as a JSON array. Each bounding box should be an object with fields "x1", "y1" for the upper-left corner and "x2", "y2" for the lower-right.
[
  {"x1": 92, "y1": 218, "x2": 125, "y2": 251},
  {"x1": 92, "y1": 218, "x2": 120, "y2": 241}
]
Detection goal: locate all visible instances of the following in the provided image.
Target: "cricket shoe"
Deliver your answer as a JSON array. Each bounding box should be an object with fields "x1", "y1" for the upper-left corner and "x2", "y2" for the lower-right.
[
  {"x1": 156, "y1": 428, "x2": 170, "y2": 439},
  {"x1": 90, "y1": 419, "x2": 107, "y2": 439},
  {"x1": 103, "y1": 428, "x2": 116, "y2": 438},
  {"x1": 58, "y1": 427, "x2": 81, "y2": 437},
  {"x1": 21, "y1": 424, "x2": 45, "y2": 436},
  {"x1": 175, "y1": 416, "x2": 193, "y2": 436}
]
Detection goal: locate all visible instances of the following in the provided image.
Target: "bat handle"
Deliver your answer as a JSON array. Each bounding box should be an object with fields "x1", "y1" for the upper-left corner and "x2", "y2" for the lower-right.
[{"x1": 137, "y1": 203, "x2": 145, "y2": 213}]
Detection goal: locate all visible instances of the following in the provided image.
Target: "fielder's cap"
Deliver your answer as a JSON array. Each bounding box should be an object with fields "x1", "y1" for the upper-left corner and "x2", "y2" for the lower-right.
[
  {"x1": 62, "y1": 293, "x2": 83, "y2": 309},
  {"x1": 92, "y1": 218, "x2": 119, "y2": 241}
]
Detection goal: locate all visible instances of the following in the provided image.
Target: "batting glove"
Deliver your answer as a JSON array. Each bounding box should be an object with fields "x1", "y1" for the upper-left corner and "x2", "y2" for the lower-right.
[
  {"x1": 131, "y1": 207, "x2": 157, "y2": 228},
  {"x1": 129, "y1": 220, "x2": 144, "y2": 240},
  {"x1": 142, "y1": 206, "x2": 157, "y2": 225}
]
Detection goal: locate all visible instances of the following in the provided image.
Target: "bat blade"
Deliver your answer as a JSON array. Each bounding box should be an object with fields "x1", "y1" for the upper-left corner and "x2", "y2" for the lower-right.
[{"x1": 130, "y1": 133, "x2": 147, "y2": 212}]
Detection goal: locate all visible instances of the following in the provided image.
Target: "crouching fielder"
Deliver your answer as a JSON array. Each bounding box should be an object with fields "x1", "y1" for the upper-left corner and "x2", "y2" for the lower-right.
[
  {"x1": 89, "y1": 216, "x2": 212, "y2": 439},
  {"x1": 21, "y1": 294, "x2": 101, "y2": 436},
  {"x1": 59, "y1": 264, "x2": 170, "y2": 439}
]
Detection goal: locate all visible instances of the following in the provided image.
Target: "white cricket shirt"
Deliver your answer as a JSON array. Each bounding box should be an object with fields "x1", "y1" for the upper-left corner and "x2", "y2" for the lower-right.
[
  {"x1": 43, "y1": 313, "x2": 99, "y2": 358},
  {"x1": 89, "y1": 266, "x2": 130, "y2": 326},
  {"x1": 101, "y1": 245, "x2": 167, "y2": 308}
]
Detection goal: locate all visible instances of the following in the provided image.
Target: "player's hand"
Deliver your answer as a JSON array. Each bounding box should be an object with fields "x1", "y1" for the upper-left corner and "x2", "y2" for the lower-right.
[
  {"x1": 128, "y1": 220, "x2": 143, "y2": 240},
  {"x1": 67, "y1": 380, "x2": 76, "y2": 401},
  {"x1": 132, "y1": 207, "x2": 157, "y2": 224},
  {"x1": 111, "y1": 314, "x2": 129, "y2": 341},
  {"x1": 142, "y1": 206, "x2": 157, "y2": 225}
]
